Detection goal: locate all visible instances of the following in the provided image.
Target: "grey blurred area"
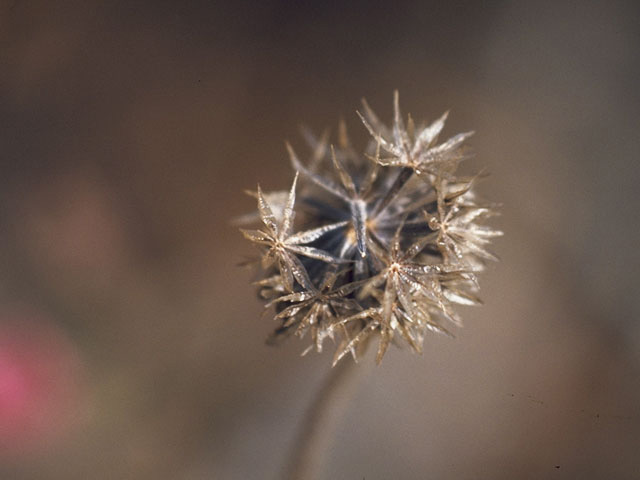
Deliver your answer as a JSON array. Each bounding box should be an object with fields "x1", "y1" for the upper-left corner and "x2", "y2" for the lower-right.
[{"x1": 1, "y1": 1, "x2": 639, "y2": 478}]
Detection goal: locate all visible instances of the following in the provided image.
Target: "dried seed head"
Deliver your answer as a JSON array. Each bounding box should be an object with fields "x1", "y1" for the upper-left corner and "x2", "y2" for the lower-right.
[{"x1": 239, "y1": 92, "x2": 502, "y2": 365}]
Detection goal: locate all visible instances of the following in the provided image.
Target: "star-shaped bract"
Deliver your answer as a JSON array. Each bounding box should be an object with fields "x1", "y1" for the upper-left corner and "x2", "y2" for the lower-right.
[
  {"x1": 266, "y1": 268, "x2": 364, "y2": 354},
  {"x1": 359, "y1": 91, "x2": 473, "y2": 180},
  {"x1": 364, "y1": 225, "x2": 474, "y2": 325},
  {"x1": 426, "y1": 179, "x2": 503, "y2": 268},
  {"x1": 241, "y1": 173, "x2": 347, "y2": 292}
]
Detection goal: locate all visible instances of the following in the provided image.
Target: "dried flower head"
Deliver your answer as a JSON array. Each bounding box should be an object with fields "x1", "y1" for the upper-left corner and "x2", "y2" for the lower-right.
[{"x1": 239, "y1": 92, "x2": 502, "y2": 365}]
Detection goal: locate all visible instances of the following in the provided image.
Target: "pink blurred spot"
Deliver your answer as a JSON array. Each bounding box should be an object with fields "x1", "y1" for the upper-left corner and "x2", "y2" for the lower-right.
[{"x1": 0, "y1": 310, "x2": 82, "y2": 456}]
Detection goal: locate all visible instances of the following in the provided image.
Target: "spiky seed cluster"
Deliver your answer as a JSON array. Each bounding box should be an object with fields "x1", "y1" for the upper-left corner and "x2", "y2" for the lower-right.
[{"x1": 239, "y1": 92, "x2": 502, "y2": 365}]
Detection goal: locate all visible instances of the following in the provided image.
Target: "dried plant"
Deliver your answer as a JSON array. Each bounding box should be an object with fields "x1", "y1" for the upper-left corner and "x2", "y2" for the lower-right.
[{"x1": 239, "y1": 92, "x2": 502, "y2": 365}]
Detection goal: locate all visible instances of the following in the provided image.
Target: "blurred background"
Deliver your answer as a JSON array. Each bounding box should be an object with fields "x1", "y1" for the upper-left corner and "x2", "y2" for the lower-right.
[{"x1": 1, "y1": 1, "x2": 639, "y2": 478}]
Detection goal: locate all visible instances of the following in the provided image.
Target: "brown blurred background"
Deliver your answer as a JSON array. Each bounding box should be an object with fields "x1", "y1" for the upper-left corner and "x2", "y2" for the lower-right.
[{"x1": 1, "y1": 1, "x2": 639, "y2": 479}]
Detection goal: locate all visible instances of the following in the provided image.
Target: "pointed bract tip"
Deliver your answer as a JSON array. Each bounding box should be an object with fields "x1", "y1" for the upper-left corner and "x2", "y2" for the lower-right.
[{"x1": 243, "y1": 189, "x2": 258, "y2": 198}]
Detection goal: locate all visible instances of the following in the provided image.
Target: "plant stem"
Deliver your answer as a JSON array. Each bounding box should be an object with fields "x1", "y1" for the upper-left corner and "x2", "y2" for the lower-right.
[{"x1": 284, "y1": 358, "x2": 361, "y2": 480}]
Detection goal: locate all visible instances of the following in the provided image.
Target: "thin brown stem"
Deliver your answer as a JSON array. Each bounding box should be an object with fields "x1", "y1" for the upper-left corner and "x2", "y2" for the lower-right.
[{"x1": 284, "y1": 358, "x2": 363, "y2": 480}]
